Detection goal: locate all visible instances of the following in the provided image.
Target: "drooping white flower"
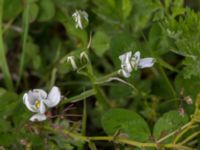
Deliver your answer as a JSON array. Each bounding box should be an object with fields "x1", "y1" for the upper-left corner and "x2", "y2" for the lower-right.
[
  {"x1": 119, "y1": 51, "x2": 155, "y2": 78},
  {"x1": 72, "y1": 10, "x2": 88, "y2": 29},
  {"x1": 119, "y1": 51, "x2": 132, "y2": 78},
  {"x1": 23, "y1": 86, "x2": 61, "y2": 122},
  {"x1": 67, "y1": 56, "x2": 78, "y2": 71}
]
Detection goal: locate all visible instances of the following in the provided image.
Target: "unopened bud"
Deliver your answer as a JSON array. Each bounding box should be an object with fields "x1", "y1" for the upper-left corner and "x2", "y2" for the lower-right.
[
  {"x1": 67, "y1": 56, "x2": 77, "y2": 71},
  {"x1": 72, "y1": 10, "x2": 88, "y2": 29},
  {"x1": 80, "y1": 51, "x2": 90, "y2": 64}
]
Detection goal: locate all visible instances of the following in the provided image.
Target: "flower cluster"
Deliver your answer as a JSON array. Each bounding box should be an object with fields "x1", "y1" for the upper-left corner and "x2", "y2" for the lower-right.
[
  {"x1": 23, "y1": 86, "x2": 61, "y2": 122},
  {"x1": 119, "y1": 51, "x2": 155, "y2": 78}
]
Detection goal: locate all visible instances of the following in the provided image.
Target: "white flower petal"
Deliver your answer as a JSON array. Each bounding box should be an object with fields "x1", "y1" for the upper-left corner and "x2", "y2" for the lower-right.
[
  {"x1": 30, "y1": 113, "x2": 47, "y2": 122},
  {"x1": 119, "y1": 51, "x2": 132, "y2": 63},
  {"x1": 139, "y1": 58, "x2": 155, "y2": 69},
  {"x1": 119, "y1": 51, "x2": 132, "y2": 73},
  {"x1": 39, "y1": 101, "x2": 46, "y2": 114},
  {"x1": 77, "y1": 16, "x2": 83, "y2": 29},
  {"x1": 27, "y1": 91, "x2": 39, "y2": 104},
  {"x1": 33, "y1": 89, "x2": 47, "y2": 99},
  {"x1": 44, "y1": 86, "x2": 61, "y2": 108},
  {"x1": 23, "y1": 93, "x2": 38, "y2": 113}
]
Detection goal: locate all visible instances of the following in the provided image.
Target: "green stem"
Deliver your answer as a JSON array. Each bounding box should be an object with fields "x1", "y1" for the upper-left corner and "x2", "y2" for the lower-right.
[
  {"x1": 157, "y1": 122, "x2": 192, "y2": 143},
  {"x1": 95, "y1": 71, "x2": 119, "y2": 83},
  {"x1": 0, "y1": 0, "x2": 13, "y2": 91},
  {"x1": 18, "y1": 0, "x2": 30, "y2": 87},
  {"x1": 82, "y1": 99, "x2": 87, "y2": 136},
  {"x1": 44, "y1": 126, "x2": 193, "y2": 150},
  {"x1": 179, "y1": 131, "x2": 200, "y2": 145},
  {"x1": 86, "y1": 65, "x2": 109, "y2": 110},
  {"x1": 63, "y1": 89, "x2": 96, "y2": 104},
  {"x1": 174, "y1": 124, "x2": 197, "y2": 144},
  {"x1": 78, "y1": 99, "x2": 87, "y2": 150}
]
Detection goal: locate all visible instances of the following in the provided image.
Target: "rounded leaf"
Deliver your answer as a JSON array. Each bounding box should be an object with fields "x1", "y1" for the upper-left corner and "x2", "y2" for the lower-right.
[{"x1": 102, "y1": 108, "x2": 151, "y2": 142}]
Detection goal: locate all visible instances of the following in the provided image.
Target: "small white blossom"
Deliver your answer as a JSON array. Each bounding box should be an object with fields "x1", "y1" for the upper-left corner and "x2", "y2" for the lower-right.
[
  {"x1": 67, "y1": 56, "x2": 78, "y2": 71},
  {"x1": 119, "y1": 51, "x2": 155, "y2": 78},
  {"x1": 23, "y1": 86, "x2": 61, "y2": 122},
  {"x1": 72, "y1": 10, "x2": 88, "y2": 29}
]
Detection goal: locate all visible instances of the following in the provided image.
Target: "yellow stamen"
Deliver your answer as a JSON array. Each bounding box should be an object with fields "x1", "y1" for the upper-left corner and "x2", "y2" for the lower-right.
[{"x1": 35, "y1": 100, "x2": 41, "y2": 109}]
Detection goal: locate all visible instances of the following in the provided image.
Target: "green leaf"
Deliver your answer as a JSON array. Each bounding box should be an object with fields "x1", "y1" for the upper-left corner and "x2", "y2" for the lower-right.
[
  {"x1": 109, "y1": 33, "x2": 134, "y2": 66},
  {"x1": 29, "y1": 3, "x2": 39, "y2": 23},
  {"x1": 38, "y1": 0, "x2": 55, "y2": 22},
  {"x1": 153, "y1": 110, "x2": 188, "y2": 142},
  {"x1": 102, "y1": 108, "x2": 151, "y2": 142},
  {"x1": 0, "y1": 91, "x2": 20, "y2": 117},
  {"x1": 165, "y1": 9, "x2": 200, "y2": 78},
  {"x1": 92, "y1": 31, "x2": 110, "y2": 57},
  {"x1": 0, "y1": 133, "x2": 16, "y2": 146},
  {"x1": 122, "y1": 0, "x2": 132, "y2": 19},
  {"x1": 175, "y1": 73, "x2": 200, "y2": 99},
  {"x1": 0, "y1": 119, "x2": 11, "y2": 132},
  {"x1": 3, "y1": 0, "x2": 22, "y2": 21}
]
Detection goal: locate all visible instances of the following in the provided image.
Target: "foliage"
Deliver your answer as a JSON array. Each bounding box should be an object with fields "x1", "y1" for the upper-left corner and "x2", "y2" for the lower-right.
[{"x1": 0, "y1": 0, "x2": 200, "y2": 149}]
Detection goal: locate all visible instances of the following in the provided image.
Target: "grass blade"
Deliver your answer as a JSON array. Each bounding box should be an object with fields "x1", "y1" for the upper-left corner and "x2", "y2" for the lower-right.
[
  {"x1": 17, "y1": 0, "x2": 30, "y2": 87},
  {"x1": 0, "y1": 0, "x2": 13, "y2": 90}
]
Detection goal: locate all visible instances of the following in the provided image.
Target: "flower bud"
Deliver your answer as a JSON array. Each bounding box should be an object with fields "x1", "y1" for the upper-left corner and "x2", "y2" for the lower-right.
[
  {"x1": 80, "y1": 51, "x2": 90, "y2": 64},
  {"x1": 72, "y1": 10, "x2": 88, "y2": 29},
  {"x1": 67, "y1": 56, "x2": 78, "y2": 71}
]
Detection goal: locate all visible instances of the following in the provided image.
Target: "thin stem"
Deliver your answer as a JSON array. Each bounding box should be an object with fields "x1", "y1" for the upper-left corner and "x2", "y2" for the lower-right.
[
  {"x1": 44, "y1": 126, "x2": 193, "y2": 150},
  {"x1": 157, "y1": 122, "x2": 192, "y2": 143},
  {"x1": 49, "y1": 68, "x2": 57, "y2": 88},
  {"x1": 173, "y1": 124, "x2": 198, "y2": 144},
  {"x1": 78, "y1": 99, "x2": 87, "y2": 150},
  {"x1": 179, "y1": 131, "x2": 200, "y2": 145},
  {"x1": 86, "y1": 65, "x2": 109, "y2": 110},
  {"x1": 96, "y1": 71, "x2": 119, "y2": 83},
  {"x1": 0, "y1": 0, "x2": 13, "y2": 91},
  {"x1": 18, "y1": 0, "x2": 30, "y2": 87},
  {"x1": 157, "y1": 65, "x2": 177, "y2": 100},
  {"x1": 82, "y1": 99, "x2": 87, "y2": 136},
  {"x1": 88, "y1": 141, "x2": 97, "y2": 150},
  {"x1": 63, "y1": 89, "x2": 96, "y2": 104}
]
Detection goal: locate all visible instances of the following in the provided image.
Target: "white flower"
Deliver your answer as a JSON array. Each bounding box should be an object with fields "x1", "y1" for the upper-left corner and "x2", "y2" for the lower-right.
[
  {"x1": 23, "y1": 86, "x2": 61, "y2": 122},
  {"x1": 72, "y1": 10, "x2": 88, "y2": 29},
  {"x1": 119, "y1": 51, "x2": 133, "y2": 78},
  {"x1": 67, "y1": 56, "x2": 78, "y2": 71},
  {"x1": 119, "y1": 51, "x2": 155, "y2": 78}
]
